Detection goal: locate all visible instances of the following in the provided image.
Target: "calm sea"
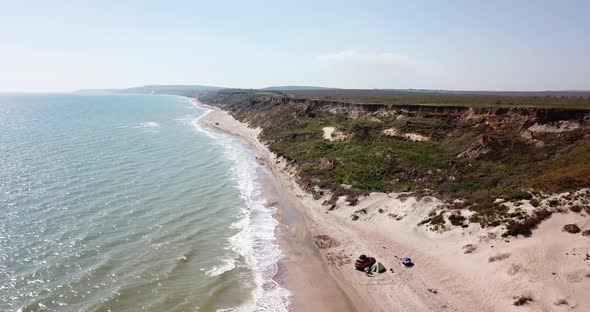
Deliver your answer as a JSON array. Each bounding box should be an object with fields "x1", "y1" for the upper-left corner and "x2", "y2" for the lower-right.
[{"x1": 0, "y1": 93, "x2": 289, "y2": 312}]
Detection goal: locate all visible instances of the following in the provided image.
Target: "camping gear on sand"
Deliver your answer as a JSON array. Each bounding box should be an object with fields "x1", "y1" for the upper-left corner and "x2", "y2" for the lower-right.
[
  {"x1": 370, "y1": 262, "x2": 387, "y2": 273},
  {"x1": 355, "y1": 254, "x2": 376, "y2": 271},
  {"x1": 402, "y1": 257, "x2": 413, "y2": 266}
]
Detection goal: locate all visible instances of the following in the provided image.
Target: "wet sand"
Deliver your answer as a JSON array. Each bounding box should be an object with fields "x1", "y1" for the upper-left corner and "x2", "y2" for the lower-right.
[{"x1": 258, "y1": 172, "x2": 362, "y2": 312}]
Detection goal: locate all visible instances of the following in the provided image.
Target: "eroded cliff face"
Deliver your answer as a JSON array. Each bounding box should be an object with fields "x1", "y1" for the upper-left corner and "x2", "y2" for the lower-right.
[
  {"x1": 201, "y1": 91, "x2": 590, "y2": 153},
  {"x1": 200, "y1": 90, "x2": 590, "y2": 204},
  {"x1": 203, "y1": 91, "x2": 590, "y2": 121},
  {"x1": 200, "y1": 90, "x2": 590, "y2": 236}
]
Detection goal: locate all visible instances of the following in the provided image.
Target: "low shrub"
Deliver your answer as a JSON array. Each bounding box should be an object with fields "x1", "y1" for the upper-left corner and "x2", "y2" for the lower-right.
[
  {"x1": 513, "y1": 294, "x2": 533, "y2": 306},
  {"x1": 503, "y1": 209, "x2": 552, "y2": 237},
  {"x1": 463, "y1": 244, "x2": 477, "y2": 254},
  {"x1": 328, "y1": 186, "x2": 364, "y2": 206},
  {"x1": 554, "y1": 298, "x2": 569, "y2": 306},
  {"x1": 448, "y1": 214, "x2": 466, "y2": 226},
  {"x1": 488, "y1": 253, "x2": 510, "y2": 262},
  {"x1": 508, "y1": 209, "x2": 526, "y2": 219},
  {"x1": 507, "y1": 263, "x2": 524, "y2": 276},
  {"x1": 529, "y1": 199, "x2": 540, "y2": 207},
  {"x1": 417, "y1": 217, "x2": 433, "y2": 226},
  {"x1": 347, "y1": 195, "x2": 359, "y2": 206},
  {"x1": 569, "y1": 205, "x2": 582, "y2": 213},
  {"x1": 562, "y1": 224, "x2": 581, "y2": 234},
  {"x1": 430, "y1": 214, "x2": 445, "y2": 225},
  {"x1": 507, "y1": 191, "x2": 533, "y2": 201},
  {"x1": 468, "y1": 203, "x2": 509, "y2": 227}
]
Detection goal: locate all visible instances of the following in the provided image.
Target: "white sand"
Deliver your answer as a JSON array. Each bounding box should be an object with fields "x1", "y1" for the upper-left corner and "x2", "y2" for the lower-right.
[
  {"x1": 382, "y1": 127, "x2": 429, "y2": 141},
  {"x1": 403, "y1": 132, "x2": 429, "y2": 141},
  {"x1": 382, "y1": 127, "x2": 400, "y2": 136},
  {"x1": 322, "y1": 126, "x2": 348, "y2": 141},
  {"x1": 529, "y1": 121, "x2": 581, "y2": 133},
  {"x1": 322, "y1": 127, "x2": 336, "y2": 140},
  {"x1": 197, "y1": 100, "x2": 590, "y2": 312}
]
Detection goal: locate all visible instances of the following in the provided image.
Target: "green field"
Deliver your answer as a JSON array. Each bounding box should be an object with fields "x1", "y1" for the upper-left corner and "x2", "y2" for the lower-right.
[{"x1": 283, "y1": 89, "x2": 590, "y2": 109}]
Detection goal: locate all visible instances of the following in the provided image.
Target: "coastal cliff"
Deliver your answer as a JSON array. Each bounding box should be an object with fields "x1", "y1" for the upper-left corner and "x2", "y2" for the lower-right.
[{"x1": 200, "y1": 90, "x2": 590, "y2": 235}]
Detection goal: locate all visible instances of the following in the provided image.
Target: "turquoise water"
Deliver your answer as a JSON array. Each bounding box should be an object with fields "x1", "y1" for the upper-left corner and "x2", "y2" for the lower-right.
[{"x1": 0, "y1": 94, "x2": 289, "y2": 311}]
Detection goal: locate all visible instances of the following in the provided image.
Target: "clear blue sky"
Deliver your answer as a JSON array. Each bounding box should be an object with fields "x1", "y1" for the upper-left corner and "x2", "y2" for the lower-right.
[{"x1": 1, "y1": 0, "x2": 589, "y2": 92}]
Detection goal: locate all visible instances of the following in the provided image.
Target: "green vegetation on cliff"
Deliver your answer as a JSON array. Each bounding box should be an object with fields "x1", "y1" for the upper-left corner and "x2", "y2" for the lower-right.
[
  {"x1": 200, "y1": 89, "x2": 590, "y2": 229},
  {"x1": 267, "y1": 113, "x2": 452, "y2": 192}
]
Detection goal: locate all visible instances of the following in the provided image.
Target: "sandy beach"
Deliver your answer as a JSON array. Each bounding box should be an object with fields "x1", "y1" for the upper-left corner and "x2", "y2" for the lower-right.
[{"x1": 196, "y1": 100, "x2": 590, "y2": 312}]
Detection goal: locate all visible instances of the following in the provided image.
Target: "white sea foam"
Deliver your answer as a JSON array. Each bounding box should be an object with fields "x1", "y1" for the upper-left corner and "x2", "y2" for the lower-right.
[
  {"x1": 205, "y1": 259, "x2": 236, "y2": 277},
  {"x1": 137, "y1": 122, "x2": 160, "y2": 128},
  {"x1": 191, "y1": 105, "x2": 291, "y2": 312}
]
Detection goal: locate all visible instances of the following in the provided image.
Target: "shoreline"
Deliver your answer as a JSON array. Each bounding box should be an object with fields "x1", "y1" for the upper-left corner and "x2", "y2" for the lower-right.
[
  {"x1": 194, "y1": 99, "x2": 590, "y2": 312},
  {"x1": 195, "y1": 100, "x2": 365, "y2": 311}
]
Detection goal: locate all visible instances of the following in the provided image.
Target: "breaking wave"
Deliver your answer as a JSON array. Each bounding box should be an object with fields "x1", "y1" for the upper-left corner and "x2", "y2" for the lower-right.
[{"x1": 191, "y1": 103, "x2": 291, "y2": 311}]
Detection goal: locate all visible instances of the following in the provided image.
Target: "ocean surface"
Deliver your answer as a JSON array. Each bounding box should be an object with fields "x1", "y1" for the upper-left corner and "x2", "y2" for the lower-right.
[{"x1": 0, "y1": 93, "x2": 290, "y2": 311}]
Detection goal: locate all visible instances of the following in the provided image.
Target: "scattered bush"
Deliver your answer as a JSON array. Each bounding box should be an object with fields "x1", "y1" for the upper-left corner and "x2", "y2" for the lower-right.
[
  {"x1": 553, "y1": 298, "x2": 568, "y2": 306},
  {"x1": 430, "y1": 213, "x2": 445, "y2": 225},
  {"x1": 513, "y1": 294, "x2": 533, "y2": 306},
  {"x1": 508, "y1": 209, "x2": 526, "y2": 219},
  {"x1": 417, "y1": 217, "x2": 433, "y2": 226},
  {"x1": 463, "y1": 244, "x2": 477, "y2": 254},
  {"x1": 549, "y1": 199, "x2": 560, "y2": 207},
  {"x1": 562, "y1": 224, "x2": 581, "y2": 234},
  {"x1": 347, "y1": 195, "x2": 359, "y2": 206},
  {"x1": 327, "y1": 186, "x2": 364, "y2": 207},
  {"x1": 468, "y1": 203, "x2": 509, "y2": 227},
  {"x1": 582, "y1": 229, "x2": 590, "y2": 237},
  {"x1": 569, "y1": 205, "x2": 582, "y2": 213},
  {"x1": 488, "y1": 253, "x2": 511, "y2": 262},
  {"x1": 507, "y1": 191, "x2": 533, "y2": 201},
  {"x1": 502, "y1": 209, "x2": 553, "y2": 237},
  {"x1": 529, "y1": 199, "x2": 540, "y2": 207},
  {"x1": 448, "y1": 214, "x2": 466, "y2": 226},
  {"x1": 507, "y1": 263, "x2": 525, "y2": 276},
  {"x1": 355, "y1": 208, "x2": 367, "y2": 215}
]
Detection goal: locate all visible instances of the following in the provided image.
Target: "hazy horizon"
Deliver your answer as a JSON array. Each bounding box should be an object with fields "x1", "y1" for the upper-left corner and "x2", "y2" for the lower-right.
[{"x1": 1, "y1": 0, "x2": 589, "y2": 92}]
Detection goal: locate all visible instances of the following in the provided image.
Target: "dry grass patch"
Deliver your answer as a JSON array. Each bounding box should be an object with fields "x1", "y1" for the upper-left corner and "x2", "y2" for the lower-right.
[
  {"x1": 314, "y1": 235, "x2": 340, "y2": 249},
  {"x1": 507, "y1": 263, "x2": 525, "y2": 275}
]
